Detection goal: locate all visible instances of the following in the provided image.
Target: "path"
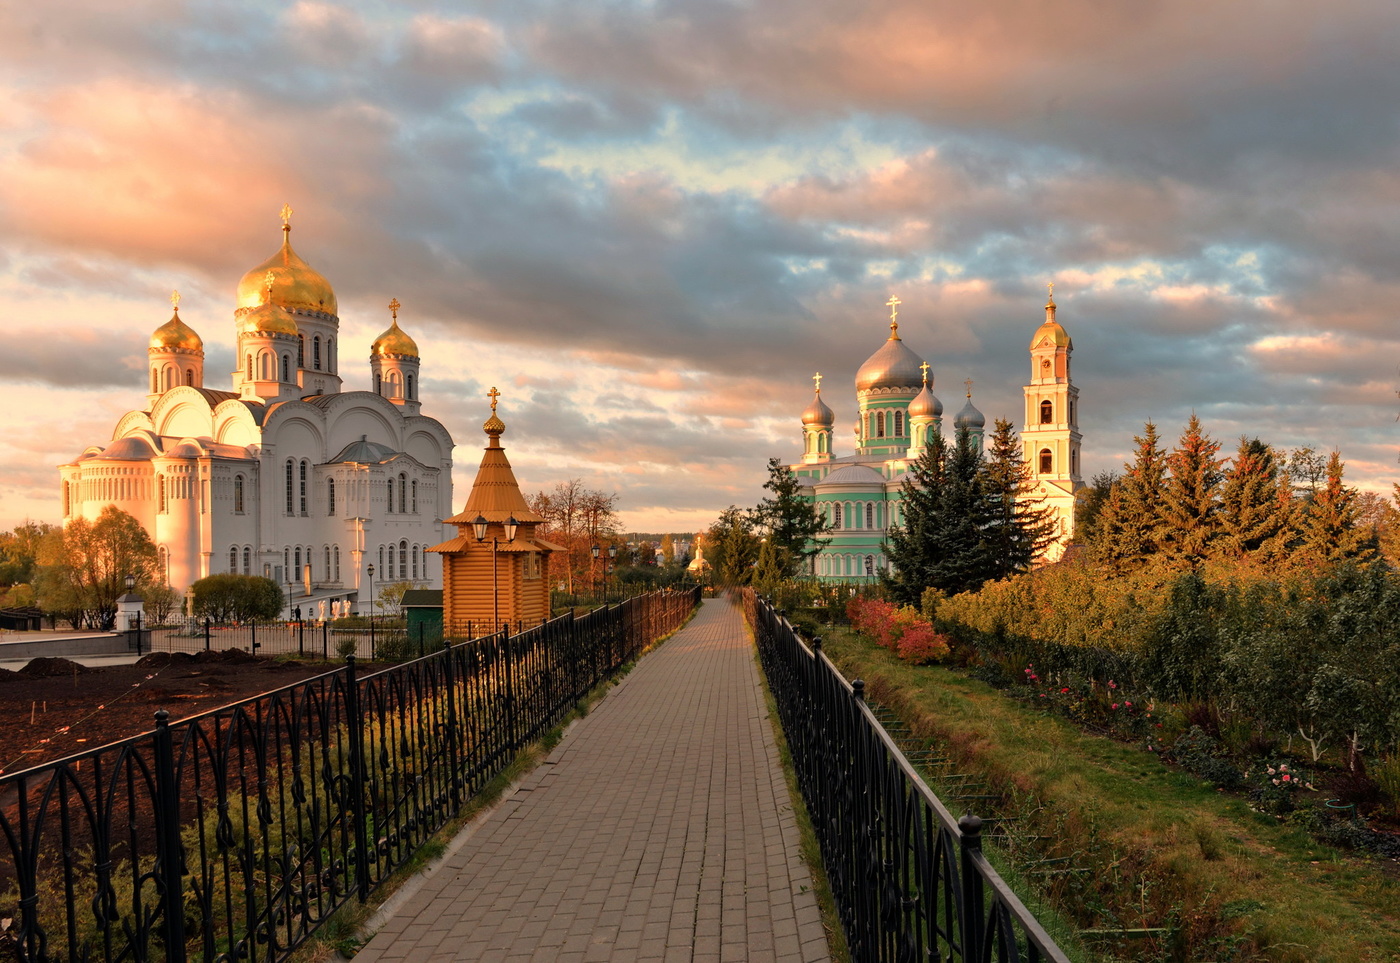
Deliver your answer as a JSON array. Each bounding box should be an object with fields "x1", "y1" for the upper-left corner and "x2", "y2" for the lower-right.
[{"x1": 353, "y1": 598, "x2": 831, "y2": 963}]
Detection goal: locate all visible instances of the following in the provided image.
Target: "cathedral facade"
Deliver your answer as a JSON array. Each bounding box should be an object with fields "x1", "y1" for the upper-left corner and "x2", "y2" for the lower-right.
[
  {"x1": 788, "y1": 294, "x2": 1082, "y2": 581},
  {"x1": 58, "y1": 210, "x2": 454, "y2": 611}
]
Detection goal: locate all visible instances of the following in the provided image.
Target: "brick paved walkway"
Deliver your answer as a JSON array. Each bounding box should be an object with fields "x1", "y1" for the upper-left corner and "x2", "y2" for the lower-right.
[{"x1": 353, "y1": 599, "x2": 831, "y2": 963}]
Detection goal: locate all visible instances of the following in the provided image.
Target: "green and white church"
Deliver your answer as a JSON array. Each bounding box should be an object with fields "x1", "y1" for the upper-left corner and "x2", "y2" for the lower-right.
[{"x1": 788, "y1": 293, "x2": 1083, "y2": 582}]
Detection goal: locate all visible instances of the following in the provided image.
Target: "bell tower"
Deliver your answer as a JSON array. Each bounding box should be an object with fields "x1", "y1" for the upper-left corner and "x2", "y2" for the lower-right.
[{"x1": 1022, "y1": 285, "x2": 1082, "y2": 557}]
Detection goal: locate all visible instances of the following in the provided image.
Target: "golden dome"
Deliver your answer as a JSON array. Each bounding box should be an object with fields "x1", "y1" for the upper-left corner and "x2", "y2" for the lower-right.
[
  {"x1": 1030, "y1": 292, "x2": 1072, "y2": 349},
  {"x1": 235, "y1": 218, "x2": 338, "y2": 315},
  {"x1": 371, "y1": 320, "x2": 420, "y2": 359},
  {"x1": 238, "y1": 301, "x2": 299, "y2": 338},
  {"x1": 149, "y1": 309, "x2": 203, "y2": 352}
]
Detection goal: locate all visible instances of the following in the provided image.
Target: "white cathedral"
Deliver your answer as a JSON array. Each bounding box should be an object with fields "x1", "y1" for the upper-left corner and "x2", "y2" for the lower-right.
[
  {"x1": 59, "y1": 209, "x2": 454, "y2": 612},
  {"x1": 788, "y1": 292, "x2": 1083, "y2": 581}
]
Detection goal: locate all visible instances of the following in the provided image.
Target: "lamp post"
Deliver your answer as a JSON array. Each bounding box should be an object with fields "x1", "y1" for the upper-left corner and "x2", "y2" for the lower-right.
[
  {"x1": 593, "y1": 543, "x2": 617, "y2": 603},
  {"x1": 473, "y1": 514, "x2": 519, "y2": 631},
  {"x1": 591, "y1": 543, "x2": 601, "y2": 601},
  {"x1": 367, "y1": 562, "x2": 375, "y2": 659}
]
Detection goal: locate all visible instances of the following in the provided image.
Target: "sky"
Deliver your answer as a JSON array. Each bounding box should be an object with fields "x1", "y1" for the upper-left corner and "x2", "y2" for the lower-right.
[{"x1": 3, "y1": 0, "x2": 1400, "y2": 535}]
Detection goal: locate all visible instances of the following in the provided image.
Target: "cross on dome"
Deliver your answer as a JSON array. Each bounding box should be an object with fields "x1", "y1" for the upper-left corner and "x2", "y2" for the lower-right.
[
  {"x1": 813, "y1": 372, "x2": 822, "y2": 392},
  {"x1": 389, "y1": 298, "x2": 400, "y2": 321},
  {"x1": 263, "y1": 270, "x2": 275, "y2": 299},
  {"x1": 964, "y1": 377, "x2": 973, "y2": 398},
  {"x1": 280, "y1": 204, "x2": 293, "y2": 231},
  {"x1": 170, "y1": 290, "x2": 180, "y2": 311},
  {"x1": 920, "y1": 361, "x2": 929, "y2": 384},
  {"x1": 487, "y1": 386, "x2": 501, "y2": 412},
  {"x1": 886, "y1": 295, "x2": 902, "y2": 337}
]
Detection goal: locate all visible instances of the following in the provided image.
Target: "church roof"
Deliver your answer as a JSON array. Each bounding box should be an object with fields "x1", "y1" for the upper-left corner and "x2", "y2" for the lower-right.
[
  {"x1": 856, "y1": 332, "x2": 926, "y2": 392},
  {"x1": 149, "y1": 309, "x2": 202, "y2": 352},
  {"x1": 93, "y1": 435, "x2": 159, "y2": 461},
  {"x1": 331, "y1": 436, "x2": 401, "y2": 465},
  {"x1": 236, "y1": 212, "x2": 338, "y2": 315},
  {"x1": 817, "y1": 464, "x2": 886, "y2": 488},
  {"x1": 443, "y1": 404, "x2": 544, "y2": 525}
]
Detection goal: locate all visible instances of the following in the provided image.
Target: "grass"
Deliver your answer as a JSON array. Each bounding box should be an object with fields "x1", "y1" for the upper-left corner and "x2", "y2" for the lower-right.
[{"x1": 820, "y1": 626, "x2": 1400, "y2": 963}]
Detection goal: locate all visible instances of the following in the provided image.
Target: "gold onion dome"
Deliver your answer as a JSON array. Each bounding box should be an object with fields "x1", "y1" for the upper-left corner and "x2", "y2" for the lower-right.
[
  {"x1": 372, "y1": 320, "x2": 419, "y2": 359},
  {"x1": 1030, "y1": 289, "x2": 1072, "y2": 349},
  {"x1": 909, "y1": 382, "x2": 942, "y2": 418},
  {"x1": 238, "y1": 301, "x2": 299, "y2": 338},
  {"x1": 150, "y1": 308, "x2": 202, "y2": 352},
  {"x1": 802, "y1": 389, "x2": 834, "y2": 427},
  {"x1": 235, "y1": 210, "x2": 338, "y2": 315}
]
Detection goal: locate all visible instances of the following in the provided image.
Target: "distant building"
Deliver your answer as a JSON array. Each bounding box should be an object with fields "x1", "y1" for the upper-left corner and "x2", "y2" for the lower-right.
[
  {"x1": 58, "y1": 209, "x2": 454, "y2": 612},
  {"x1": 786, "y1": 294, "x2": 1082, "y2": 581}
]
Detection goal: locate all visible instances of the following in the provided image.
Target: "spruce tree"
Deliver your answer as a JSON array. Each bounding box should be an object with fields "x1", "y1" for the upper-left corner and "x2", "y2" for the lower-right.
[
  {"x1": 1299, "y1": 452, "x2": 1375, "y2": 564},
  {"x1": 1161, "y1": 414, "x2": 1224, "y2": 562},
  {"x1": 883, "y1": 431, "x2": 949, "y2": 605},
  {"x1": 751, "y1": 457, "x2": 831, "y2": 577},
  {"x1": 1217, "y1": 437, "x2": 1295, "y2": 559},
  {"x1": 1091, "y1": 421, "x2": 1168, "y2": 565},
  {"x1": 981, "y1": 418, "x2": 1058, "y2": 579}
]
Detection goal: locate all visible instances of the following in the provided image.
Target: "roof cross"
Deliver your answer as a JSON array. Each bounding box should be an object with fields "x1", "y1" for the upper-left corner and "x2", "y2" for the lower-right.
[
  {"x1": 388, "y1": 298, "x2": 400, "y2": 321},
  {"x1": 813, "y1": 372, "x2": 822, "y2": 392},
  {"x1": 886, "y1": 294, "x2": 901, "y2": 336},
  {"x1": 487, "y1": 386, "x2": 500, "y2": 412},
  {"x1": 170, "y1": 290, "x2": 180, "y2": 311},
  {"x1": 280, "y1": 204, "x2": 293, "y2": 230},
  {"x1": 964, "y1": 377, "x2": 973, "y2": 398},
  {"x1": 919, "y1": 361, "x2": 929, "y2": 384},
  {"x1": 263, "y1": 270, "x2": 275, "y2": 300}
]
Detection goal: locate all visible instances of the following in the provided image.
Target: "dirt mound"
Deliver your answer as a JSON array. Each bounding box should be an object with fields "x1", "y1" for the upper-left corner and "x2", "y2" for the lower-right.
[
  {"x1": 135, "y1": 652, "x2": 195, "y2": 669},
  {"x1": 20, "y1": 657, "x2": 89, "y2": 677},
  {"x1": 192, "y1": 648, "x2": 257, "y2": 664}
]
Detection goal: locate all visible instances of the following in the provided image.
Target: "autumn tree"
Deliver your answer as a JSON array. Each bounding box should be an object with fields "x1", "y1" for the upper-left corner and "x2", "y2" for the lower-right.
[
  {"x1": 1090, "y1": 421, "x2": 1167, "y2": 566},
  {"x1": 750, "y1": 458, "x2": 831, "y2": 578},
  {"x1": 1160, "y1": 415, "x2": 1224, "y2": 562},
  {"x1": 527, "y1": 480, "x2": 620, "y2": 592},
  {"x1": 35, "y1": 506, "x2": 159, "y2": 628},
  {"x1": 1217, "y1": 438, "x2": 1294, "y2": 560},
  {"x1": 1298, "y1": 451, "x2": 1375, "y2": 565}
]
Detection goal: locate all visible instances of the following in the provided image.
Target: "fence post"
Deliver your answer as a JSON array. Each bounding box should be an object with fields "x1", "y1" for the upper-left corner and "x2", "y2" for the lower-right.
[
  {"x1": 152, "y1": 709, "x2": 188, "y2": 963},
  {"x1": 322, "y1": 620, "x2": 328, "y2": 660},
  {"x1": 298, "y1": 618, "x2": 304, "y2": 657},
  {"x1": 343, "y1": 656, "x2": 371, "y2": 901},
  {"x1": 250, "y1": 619, "x2": 257, "y2": 654},
  {"x1": 204, "y1": 617, "x2": 211, "y2": 652},
  {"x1": 959, "y1": 814, "x2": 986, "y2": 959},
  {"x1": 444, "y1": 642, "x2": 462, "y2": 807}
]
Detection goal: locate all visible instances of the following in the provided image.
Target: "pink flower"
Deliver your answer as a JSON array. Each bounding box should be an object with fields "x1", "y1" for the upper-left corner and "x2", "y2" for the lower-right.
[
  {"x1": 1272, "y1": 778, "x2": 1280, "y2": 786},
  {"x1": 1061, "y1": 687, "x2": 1070, "y2": 694},
  {"x1": 1282, "y1": 774, "x2": 1291, "y2": 782},
  {"x1": 1111, "y1": 703, "x2": 1119, "y2": 710},
  {"x1": 1124, "y1": 701, "x2": 1132, "y2": 707},
  {"x1": 1108, "y1": 680, "x2": 1117, "y2": 689}
]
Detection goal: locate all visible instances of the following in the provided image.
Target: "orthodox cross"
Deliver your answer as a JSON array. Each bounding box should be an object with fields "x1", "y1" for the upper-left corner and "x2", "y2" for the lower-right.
[
  {"x1": 487, "y1": 386, "x2": 500, "y2": 413},
  {"x1": 280, "y1": 204, "x2": 293, "y2": 230},
  {"x1": 1047, "y1": 281, "x2": 1054, "y2": 301},
  {"x1": 813, "y1": 372, "x2": 822, "y2": 392},
  {"x1": 170, "y1": 290, "x2": 180, "y2": 311},
  {"x1": 886, "y1": 294, "x2": 901, "y2": 333},
  {"x1": 389, "y1": 298, "x2": 400, "y2": 321},
  {"x1": 964, "y1": 377, "x2": 973, "y2": 398},
  {"x1": 264, "y1": 270, "x2": 276, "y2": 299},
  {"x1": 919, "y1": 361, "x2": 930, "y2": 384}
]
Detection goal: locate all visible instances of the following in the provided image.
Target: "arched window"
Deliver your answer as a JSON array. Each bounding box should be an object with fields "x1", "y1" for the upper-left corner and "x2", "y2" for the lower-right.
[
  {"x1": 327, "y1": 337, "x2": 334, "y2": 373},
  {"x1": 387, "y1": 371, "x2": 401, "y2": 399},
  {"x1": 61, "y1": 481, "x2": 69, "y2": 517},
  {"x1": 374, "y1": 373, "x2": 382, "y2": 395},
  {"x1": 334, "y1": 545, "x2": 341, "y2": 581},
  {"x1": 246, "y1": 354, "x2": 254, "y2": 380},
  {"x1": 294, "y1": 546, "x2": 302, "y2": 577},
  {"x1": 243, "y1": 546, "x2": 251, "y2": 574},
  {"x1": 299, "y1": 460, "x2": 308, "y2": 514},
  {"x1": 285, "y1": 459, "x2": 294, "y2": 514},
  {"x1": 151, "y1": 370, "x2": 159, "y2": 393},
  {"x1": 399, "y1": 540, "x2": 408, "y2": 579},
  {"x1": 894, "y1": 410, "x2": 903, "y2": 436},
  {"x1": 407, "y1": 374, "x2": 414, "y2": 400},
  {"x1": 234, "y1": 474, "x2": 245, "y2": 514},
  {"x1": 1072, "y1": 450, "x2": 1079, "y2": 474},
  {"x1": 284, "y1": 546, "x2": 290, "y2": 578},
  {"x1": 313, "y1": 335, "x2": 322, "y2": 370},
  {"x1": 386, "y1": 478, "x2": 394, "y2": 514},
  {"x1": 325, "y1": 545, "x2": 331, "y2": 576},
  {"x1": 327, "y1": 478, "x2": 336, "y2": 516},
  {"x1": 411, "y1": 479, "x2": 418, "y2": 513},
  {"x1": 230, "y1": 546, "x2": 238, "y2": 572},
  {"x1": 865, "y1": 503, "x2": 874, "y2": 528},
  {"x1": 378, "y1": 544, "x2": 385, "y2": 570},
  {"x1": 1039, "y1": 449, "x2": 1053, "y2": 473},
  {"x1": 833, "y1": 503, "x2": 842, "y2": 529},
  {"x1": 281, "y1": 353, "x2": 290, "y2": 383},
  {"x1": 865, "y1": 556, "x2": 874, "y2": 576},
  {"x1": 876, "y1": 411, "x2": 886, "y2": 437},
  {"x1": 399, "y1": 473, "x2": 407, "y2": 510},
  {"x1": 261, "y1": 351, "x2": 272, "y2": 380},
  {"x1": 185, "y1": 368, "x2": 194, "y2": 386},
  {"x1": 298, "y1": 334, "x2": 305, "y2": 367},
  {"x1": 412, "y1": 545, "x2": 420, "y2": 580},
  {"x1": 1040, "y1": 400, "x2": 1053, "y2": 424}
]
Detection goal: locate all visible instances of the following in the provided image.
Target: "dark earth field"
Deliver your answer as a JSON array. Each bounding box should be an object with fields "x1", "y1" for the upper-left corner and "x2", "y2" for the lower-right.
[{"x1": 0, "y1": 652, "x2": 343, "y2": 775}]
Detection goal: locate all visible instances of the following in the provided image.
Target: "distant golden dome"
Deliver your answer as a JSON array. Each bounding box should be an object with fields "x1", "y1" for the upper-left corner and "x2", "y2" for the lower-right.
[
  {"x1": 371, "y1": 320, "x2": 419, "y2": 359},
  {"x1": 238, "y1": 302, "x2": 299, "y2": 338},
  {"x1": 149, "y1": 310, "x2": 203, "y2": 352},
  {"x1": 236, "y1": 222, "x2": 338, "y2": 315}
]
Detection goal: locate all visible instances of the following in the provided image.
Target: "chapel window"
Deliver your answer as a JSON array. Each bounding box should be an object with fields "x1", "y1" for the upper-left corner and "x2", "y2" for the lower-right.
[
  {"x1": 243, "y1": 547, "x2": 251, "y2": 574},
  {"x1": 865, "y1": 556, "x2": 874, "y2": 577},
  {"x1": 894, "y1": 411, "x2": 903, "y2": 436},
  {"x1": 186, "y1": 368, "x2": 194, "y2": 386},
  {"x1": 298, "y1": 334, "x2": 305, "y2": 367},
  {"x1": 1040, "y1": 400, "x2": 1053, "y2": 424},
  {"x1": 399, "y1": 540, "x2": 408, "y2": 578},
  {"x1": 151, "y1": 370, "x2": 158, "y2": 393},
  {"x1": 327, "y1": 478, "x2": 336, "y2": 516},
  {"x1": 865, "y1": 503, "x2": 874, "y2": 529},
  {"x1": 833, "y1": 503, "x2": 842, "y2": 529},
  {"x1": 1040, "y1": 449, "x2": 1053, "y2": 473},
  {"x1": 282, "y1": 354, "x2": 290, "y2": 383},
  {"x1": 411, "y1": 479, "x2": 418, "y2": 513},
  {"x1": 234, "y1": 475, "x2": 245, "y2": 514},
  {"x1": 158, "y1": 474, "x2": 167, "y2": 514},
  {"x1": 399, "y1": 473, "x2": 407, "y2": 510},
  {"x1": 230, "y1": 547, "x2": 238, "y2": 573},
  {"x1": 284, "y1": 460, "x2": 294, "y2": 514},
  {"x1": 407, "y1": 374, "x2": 414, "y2": 400},
  {"x1": 299, "y1": 460, "x2": 308, "y2": 515},
  {"x1": 876, "y1": 411, "x2": 886, "y2": 438},
  {"x1": 313, "y1": 335, "x2": 322, "y2": 370},
  {"x1": 247, "y1": 354, "x2": 254, "y2": 381}
]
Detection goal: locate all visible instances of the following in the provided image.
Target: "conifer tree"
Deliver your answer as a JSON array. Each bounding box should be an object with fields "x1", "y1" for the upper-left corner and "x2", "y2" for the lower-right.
[
  {"x1": 1161, "y1": 414, "x2": 1224, "y2": 561},
  {"x1": 883, "y1": 432, "x2": 949, "y2": 605},
  {"x1": 981, "y1": 418, "x2": 1058, "y2": 579},
  {"x1": 751, "y1": 457, "x2": 831, "y2": 577},
  {"x1": 1299, "y1": 451, "x2": 1375, "y2": 564},
  {"x1": 1091, "y1": 421, "x2": 1168, "y2": 565},
  {"x1": 1217, "y1": 437, "x2": 1295, "y2": 559}
]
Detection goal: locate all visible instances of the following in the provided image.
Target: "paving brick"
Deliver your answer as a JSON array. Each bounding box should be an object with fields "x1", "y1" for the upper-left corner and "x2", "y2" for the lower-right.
[{"x1": 353, "y1": 600, "x2": 832, "y2": 962}]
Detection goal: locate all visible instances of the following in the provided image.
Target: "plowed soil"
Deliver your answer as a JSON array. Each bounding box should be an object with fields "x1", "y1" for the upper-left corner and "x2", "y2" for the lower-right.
[{"x1": 0, "y1": 651, "x2": 345, "y2": 776}]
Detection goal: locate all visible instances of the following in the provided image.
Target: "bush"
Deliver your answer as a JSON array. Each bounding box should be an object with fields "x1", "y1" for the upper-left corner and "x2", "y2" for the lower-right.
[
  {"x1": 191, "y1": 574, "x2": 284, "y2": 622},
  {"x1": 1172, "y1": 726, "x2": 1243, "y2": 789}
]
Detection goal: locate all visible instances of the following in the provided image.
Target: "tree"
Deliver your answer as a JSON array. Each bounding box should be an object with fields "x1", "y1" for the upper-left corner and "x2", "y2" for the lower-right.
[
  {"x1": 660, "y1": 534, "x2": 676, "y2": 566},
  {"x1": 376, "y1": 580, "x2": 419, "y2": 618},
  {"x1": 141, "y1": 583, "x2": 182, "y2": 623},
  {"x1": 1217, "y1": 438, "x2": 1294, "y2": 560},
  {"x1": 1073, "y1": 471, "x2": 1118, "y2": 547},
  {"x1": 750, "y1": 458, "x2": 831, "y2": 578},
  {"x1": 981, "y1": 419, "x2": 1058, "y2": 580},
  {"x1": 0, "y1": 520, "x2": 55, "y2": 587},
  {"x1": 1160, "y1": 414, "x2": 1224, "y2": 562},
  {"x1": 883, "y1": 427, "x2": 989, "y2": 604},
  {"x1": 35, "y1": 506, "x2": 158, "y2": 629},
  {"x1": 705, "y1": 507, "x2": 761, "y2": 586},
  {"x1": 1298, "y1": 452, "x2": 1375, "y2": 565},
  {"x1": 528, "y1": 480, "x2": 620, "y2": 592},
  {"x1": 191, "y1": 574, "x2": 285, "y2": 622},
  {"x1": 1090, "y1": 421, "x2": 1167, "y2": 566},
  {"x1": 1288, "y1": 446, "x2": 1328, "y2": 498}
]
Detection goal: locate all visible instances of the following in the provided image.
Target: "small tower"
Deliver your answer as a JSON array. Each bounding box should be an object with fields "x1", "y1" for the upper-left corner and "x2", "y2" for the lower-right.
[
  {"x1": 1022, "y1": 284, "x2": 1083, "y2": 559},
  {"x1": 954, "y1": 379, "x2": 985, "y2": 447},
  {"x1": 906, "y1": 361, "x2": 943, "y2": 460},
  {"x1": 235, "y1": 271, "x2": 301, "y2": 402},
  {"x1": 147, "y1": 291, "x2": 203, "y2": 406},
  {"x1": 430, "y1": 389, "x2": 559, "y2": 629},
  {"x1": 800, "y1": 373, "x2": 834, "y2": 465},
  {"x1": 854, "y1": 296, "x2": 925, "y2": 458},
  {"x1": 370, "y1": 298, "x2": 422, "y2": 415}
]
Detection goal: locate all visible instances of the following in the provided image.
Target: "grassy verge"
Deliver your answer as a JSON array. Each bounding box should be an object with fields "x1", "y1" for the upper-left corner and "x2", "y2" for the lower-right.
[
  {"x1": 821, "y1": 626, "x2": 1400, "y2": 963},
  {"x1": 290, "y1": 609, "x2": 698, "y2": 962}
]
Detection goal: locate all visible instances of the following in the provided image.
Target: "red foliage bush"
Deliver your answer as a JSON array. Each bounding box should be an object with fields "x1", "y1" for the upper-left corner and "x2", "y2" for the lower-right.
[{"x1": 848, "y1": 597, "x2": 950, "y2": 664}]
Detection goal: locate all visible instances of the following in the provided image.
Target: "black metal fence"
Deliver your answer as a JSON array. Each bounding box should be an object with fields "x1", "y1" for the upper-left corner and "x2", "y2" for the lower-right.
[
  {"x1": 744, "y1": 590, "x2": 1071, "y2": 963},
  {"x1": 1, "y1": 587, "x2": 699, "y2": 963}
]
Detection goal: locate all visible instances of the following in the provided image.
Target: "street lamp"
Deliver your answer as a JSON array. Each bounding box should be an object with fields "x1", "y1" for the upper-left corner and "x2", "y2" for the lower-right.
[
  {"x1": 602, "y1": 543, "x2": 617, "y2": 602},
  {"x1": 473, "y1": 514, "x2": 519, "y2": 631},
  {"x1": 367, "y1": 562, "x2": 375, "y2": 659}
]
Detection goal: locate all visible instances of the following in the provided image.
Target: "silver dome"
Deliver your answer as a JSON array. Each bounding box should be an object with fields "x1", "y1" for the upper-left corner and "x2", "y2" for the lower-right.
[{"x1": 856, "y1": 336, "x2": 926, "y2": 393}]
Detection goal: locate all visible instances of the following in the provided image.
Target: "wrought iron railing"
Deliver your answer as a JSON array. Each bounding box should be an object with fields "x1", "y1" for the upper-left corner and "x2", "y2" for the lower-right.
[
  {"x1": 0, "y1": 587, "x2": 699, "y2": 963},
  {"x1": 744, "y1": 590, "x2": 1071, "y2": 963}
]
